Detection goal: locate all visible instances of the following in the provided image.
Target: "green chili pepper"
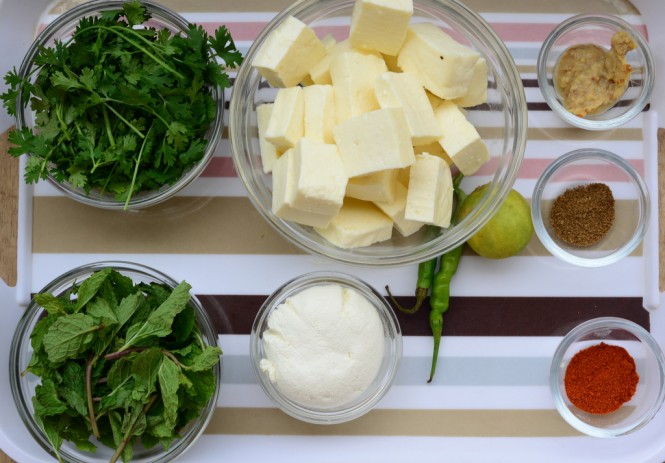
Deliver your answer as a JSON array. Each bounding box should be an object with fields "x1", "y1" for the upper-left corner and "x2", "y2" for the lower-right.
[
  {"x1": 385, "y1": 226, "x2": 438, "y2": 314},
  {"x1": 427, "y1": 181, "x2": 468, "y2": 383}
]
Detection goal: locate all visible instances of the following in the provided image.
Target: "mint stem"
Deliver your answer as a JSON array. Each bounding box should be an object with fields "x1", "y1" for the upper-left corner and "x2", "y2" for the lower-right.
[
  {"x1": 86, "y1": 353, "x2": 101, "y2": 438},
  {"x1": 109, "y1": 394, "x2": 158, "y2": 463},
  {"x1": 104, "y1": 347, "x2": 146, "y2": 361}
]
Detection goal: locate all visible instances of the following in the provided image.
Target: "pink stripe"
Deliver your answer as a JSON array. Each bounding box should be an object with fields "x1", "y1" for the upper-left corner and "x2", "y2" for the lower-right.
[{"x1": 201, "y1": 157, "x2": 237, "y2": 177}]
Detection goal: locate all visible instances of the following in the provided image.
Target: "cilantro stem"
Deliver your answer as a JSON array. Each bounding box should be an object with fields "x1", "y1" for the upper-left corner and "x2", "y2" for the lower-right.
[
  {"x1": 74, "y1": 25, "x2": 184, "y2": 79},
  {"x1": 103, "y1": 102, "x2": 145, "y2": 139},
  {"x1": 86, "y1": 353, "x2": 101, "y2": 439},
  {"x1": 102, "y1": 105, "x2": 116, "y2": 149},
  {"x1": 124, "y1": 125, "x2": 152, "y2": 209},
  {"x1": 109, "y1": 394, "x2": 158, "y2": 463}
]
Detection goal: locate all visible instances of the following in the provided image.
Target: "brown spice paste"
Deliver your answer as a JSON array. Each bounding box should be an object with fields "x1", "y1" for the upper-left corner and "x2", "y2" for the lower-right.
[
  {"x1": 550, "y1": 182, "x2": 615, "y2": 247},
  {"x1": 564, "y1": 342, "x2": 639, "y2": 414},
  {"x1": 554, "y1": 31, "x2": 637, "y2": 117}
]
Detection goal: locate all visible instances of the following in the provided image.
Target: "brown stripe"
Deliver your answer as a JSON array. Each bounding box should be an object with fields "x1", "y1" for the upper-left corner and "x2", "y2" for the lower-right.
[
  {"x1": 204, "y1": 408, "x2": 580, "y2": 437},
  {"x1": 32, "y1": 197, "x2": 643, "y2": 256},
  {"x1": 199, "y1": 294, "x2": 649, "y2": 336},
  {"x1": 32, "y1": 196, "x2": 302, "y2": 255}
]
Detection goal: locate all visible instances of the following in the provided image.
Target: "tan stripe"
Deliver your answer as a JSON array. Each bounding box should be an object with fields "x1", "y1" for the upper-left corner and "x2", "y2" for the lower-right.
[
  {"x1": 49, "y1": 0, "x2": 640, "y2": 16},
  {"x1": 32, "y1": 197, "x2": 302, "y2": 255},
  {"x1": 204, "y1": 407, "x2": 580, "y2": 437},
  {"x1": 0, "y1": 128, "x2": 18, "y2": 287},
  {"x1": 32, "y1": 197, "x2": 642, "y2": 256},
  {"x1": 480, "y1": 127, "x2": 644, "y2": 142}
]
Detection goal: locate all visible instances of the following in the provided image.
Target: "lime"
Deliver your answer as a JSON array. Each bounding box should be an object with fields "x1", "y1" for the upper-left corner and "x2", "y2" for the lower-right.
[{"x1": 459, "y1": 184, "x2": 534, "y2": 259}]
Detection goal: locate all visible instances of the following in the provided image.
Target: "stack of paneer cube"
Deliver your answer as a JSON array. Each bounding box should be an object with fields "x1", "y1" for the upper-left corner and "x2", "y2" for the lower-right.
[{"x1": 252, "y1": 0, "x2": 490, "y2": 249}]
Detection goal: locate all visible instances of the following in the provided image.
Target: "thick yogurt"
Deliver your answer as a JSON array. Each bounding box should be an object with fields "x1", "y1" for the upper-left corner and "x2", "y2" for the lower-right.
[{"x1": 259, "y1": 283, "x2": 385, "y2": 408}]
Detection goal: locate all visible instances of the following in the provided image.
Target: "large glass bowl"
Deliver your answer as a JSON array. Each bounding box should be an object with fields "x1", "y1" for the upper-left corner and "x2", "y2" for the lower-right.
[
  {"x1": 13, "y1": 0, "x2": 224, "y2": 210},
  {"x1": 229, "y1": 0, "x2": 527, "y2": 266},
  {"x1": 9, "y1": 261, "x2": 221, "y2": 462}
]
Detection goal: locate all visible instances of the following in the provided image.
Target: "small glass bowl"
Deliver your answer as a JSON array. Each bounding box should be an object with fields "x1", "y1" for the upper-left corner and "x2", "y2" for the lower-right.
[
  {"x1": 531, "y1": 148, "x2": 649, "y2": 267},
  {"x1": 250, "y1": 271, "x2": 402, "y2": 424},
  {"x1": 537, "y1": 14, "x2": 654, "y2": 130},
  {"x1": 13, "y1": 0, "x2": 223, "y2": 209},
  {"x1": 230, "y1": 0, "x2": 527, "y2": 266},
  {"x1": 550, "y1": 317, "x2": 665, "y2": 437},
  {"x1": 9, "y1": 261, "x2": 221, "y2": 462}
]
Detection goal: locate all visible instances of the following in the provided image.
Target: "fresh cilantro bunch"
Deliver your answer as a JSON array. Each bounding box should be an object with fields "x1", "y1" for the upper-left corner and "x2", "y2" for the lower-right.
[
  {"x1": 26, "y1": 268, "x2": 221, "y2": 463},
  {"x1": 1, "y1": 0, "x2": 242, "y2": 208}
]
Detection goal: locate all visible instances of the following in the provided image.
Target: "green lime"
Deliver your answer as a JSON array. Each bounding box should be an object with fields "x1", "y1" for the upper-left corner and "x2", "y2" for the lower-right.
[{"x1": 459, "y1": 183, "x2": 534, "y2": 259}]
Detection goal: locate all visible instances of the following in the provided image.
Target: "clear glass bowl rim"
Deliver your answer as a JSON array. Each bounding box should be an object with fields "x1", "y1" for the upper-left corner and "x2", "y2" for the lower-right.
[
  {"x1": 13, "y1": 0, "x2": 224, "y2": 210},
  {"x1": 9, "y1": 260, "x2": 221, "y2": 462},
  {"x1": 249, "y1": 271, "x2": 403, "y2": 424},
  {"x1": 531, "y1": 148, "x2": 650, "y2": 267},
  {"x1": 536, "y1": 13, "x2": 655, "y2": 130},
  {"x1": 549, "y1": 316, "x2": 665, "y2": 437},
  {"x1": 229, "y1": 0, "x2": 528, "y2": 266}
]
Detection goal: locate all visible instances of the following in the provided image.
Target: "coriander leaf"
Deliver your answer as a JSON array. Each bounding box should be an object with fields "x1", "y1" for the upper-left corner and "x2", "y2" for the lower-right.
[
  {"x1": 119, "y1": 281, "x2": 192, "y2": 350},
  {"x1": 43, "y1": 313, "x2": 101, "y2": 363},
  {"x1": 50, "y1": 70, "x2": 83, "y2": 90},
  {"x1": 157, "y1": 356, "x2": 180, "y2": 429},
  {"x1": 130, "y1": 348, "x2": 163, "y2": 402},
  {"x1": 75, "y1": 267, "x2": 112, "y2": 311},
  {"x1": 33, "y1": 378, "x2": 68, "y2": 417},
  {"x1": 208, "y1": 25, "x2": 243, "y2": 70},
  {"x1": 122, "y1": 0, "x2": 149, "y2": 27},
  {"x1": 184, "y1": 345, "x2": 222, "y2": 372}
]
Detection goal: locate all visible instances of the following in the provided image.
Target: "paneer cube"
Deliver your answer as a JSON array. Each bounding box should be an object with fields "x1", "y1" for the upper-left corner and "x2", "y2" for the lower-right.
[
  {"x1": 333, "y1": 107, "x2": 415, "y2": 178},
  {"x1": 315, "y1": 198, "x2": 393, "y2": 248},
  {"x1": 349, "y1": 0, "x2": 413, "y2": 56},
  {"x1": 452, "y1": 57, "x2": 488, "y2": 107},
  {"x1": 252, "y1": 16, "x2": 327, "y2": 88},
  {"x1": 434, "y1": 100, "x2": 489, "y2": 175},
  {"x1": 264, "y1": 86, "x2": 304, "y2": 151},
  {"x1": 303, "y1": 85, "x2": 336, "y2": 144},
  {"x1": 309, "y1": 40, "x2": 352, "y2": 85},
  {"x1": 375, "y1": 71, "x2": 442, "y2": 145},
  {"x1": 346, "y1": 169, "x2": 399, "y2": 203},
  {"x1": 397, "y1": 23, "x2": 481, "y2": 99},
  {"x1": 374, "y1": 182, "x2": 424, "y2": 237},
  {"x1": 405, "y1": 153, "x2": 453, "y2": 228},
  {"x1": 330, "y1": 49, "x2": 387, "y2": 124}
]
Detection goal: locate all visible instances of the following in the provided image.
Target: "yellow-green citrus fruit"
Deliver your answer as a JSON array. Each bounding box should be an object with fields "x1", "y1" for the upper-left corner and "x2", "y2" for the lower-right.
[{"x1": 459, "y1": 184, "x2": 534, "y2": 259}]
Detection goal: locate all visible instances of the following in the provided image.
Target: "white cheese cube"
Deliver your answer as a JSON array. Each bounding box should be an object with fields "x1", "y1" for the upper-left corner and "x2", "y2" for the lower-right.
[
  {"x1": 375, "y1": 71, "x2": 442, "y2": 146},
  {"x1": 426, "y1": 90, "x2": 445, "y2": 110},
  {"x1": 257, "y1": 103, "x2": 280, "y2": 173},
  {"x1": 346, "y1": 169, "x2": 399, "y2": 203},
  {"x1": 333, "y1": 107, "x2": 415, "y2": 178},
  {"x1": 349, "y1": 0, "x2": 413, "y2": 56},
  {"x1": 405, "y1": 153, "x2": 453, "y2": 228},
  {"x1": 303, "y1": 85, "x2": 336, "y2": 144},
  {"x1": 321, "y1": 34, "x2": 337, "y2": 50},
  {"x1": 289, "y1": 139, "x2": 347, "y2": 216},
  {"x1": 315, "y1": 198, "x2": 393, "y2": 248},
  {"x1": 330, "y1": 49, "x2": 387, "y2": 124},
  {"x1": 397, "y1": 23, "x2": 481, "y2": 99},
  {"x1": 264, "y1": 86, "x2": 304, "y2": 151},
  {"x1": 374, "y1": 183, "x2": 424, "y2": 237},
  {"x1": 414, "y1": 142, "x2": 453, "y2": 165},
  {"x1": 383, "y1": 53, "x2": 401, "y2": 72},
  {"x1": 397, "y1": 166, "x2": 410, "y2": 187},
  {"x1": 252, "y1": 16, "x2": 327, "y2": 88},
  {"x1": 272, "y1": 150, "x2": 336, "y2": 228},
  {"x1": 452, "y1": 57, "x2": 488, "y2": 107},
  {"x1": 434, "y1": 100, "x2": 489, "y2": 175},
  {"x1": 309, "y1": 40, "x2": 351, "y2": 85}
]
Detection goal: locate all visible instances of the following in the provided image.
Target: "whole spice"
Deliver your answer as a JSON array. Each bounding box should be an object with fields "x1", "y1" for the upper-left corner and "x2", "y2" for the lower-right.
[
  {"x1": 564, "y1": 342, "x2": 639, "y2": 414},
  {"x1": 550, "y1": 182, "x2": 615, "y2": 247}
]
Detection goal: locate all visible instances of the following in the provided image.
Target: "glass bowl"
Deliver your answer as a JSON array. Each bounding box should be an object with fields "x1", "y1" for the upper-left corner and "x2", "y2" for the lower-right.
[
  {"x1": 537, "y1": 14, "x2": 654, "y2": 130},
  {"x1": 230, "y1": 0, "x2": 527, "y2": 266},
  {"x1": 250, "y1": 271, "x2": 402, "y2": 424},
  {"x1": 12, "y1": 0, "x2": 224, "y2": 210},
  {"x1": 550, "y1": 317, "x2": 665, "y2": 437},
  {"x1": 531, "y1": 148, "x2": 649, "y2": 267},
  {"x1": 9, "y1": 261, "x2": 221, "y2": 462}
]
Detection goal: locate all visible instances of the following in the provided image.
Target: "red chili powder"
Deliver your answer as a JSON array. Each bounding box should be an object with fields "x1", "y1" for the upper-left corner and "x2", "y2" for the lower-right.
[{"x1": 564, "y1": 342, "x2": 639, "y2": 414}]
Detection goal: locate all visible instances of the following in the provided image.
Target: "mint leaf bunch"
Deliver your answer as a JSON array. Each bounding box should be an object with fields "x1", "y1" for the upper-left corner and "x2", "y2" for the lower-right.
[
  {"x1": 26, "y1": 268, "x2": 221, "y2": 463},
  {"x1": 2, "y1": 0, "x2": 242, "y2": 208}
]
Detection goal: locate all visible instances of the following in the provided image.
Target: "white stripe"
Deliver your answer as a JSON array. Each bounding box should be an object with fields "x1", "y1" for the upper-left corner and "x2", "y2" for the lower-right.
[
  {"x1": 480, "y1": 12, "x2": 644, "y2": 25},
  {"x1": 30, "y1": 254, "x2": 647, "y2": 298}
]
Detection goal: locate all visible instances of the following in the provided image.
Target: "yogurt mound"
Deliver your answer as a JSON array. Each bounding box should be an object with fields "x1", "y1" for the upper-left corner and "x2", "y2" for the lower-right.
[{"x1": 259, "y1": 283, "x2": 385, "y2": 408}]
